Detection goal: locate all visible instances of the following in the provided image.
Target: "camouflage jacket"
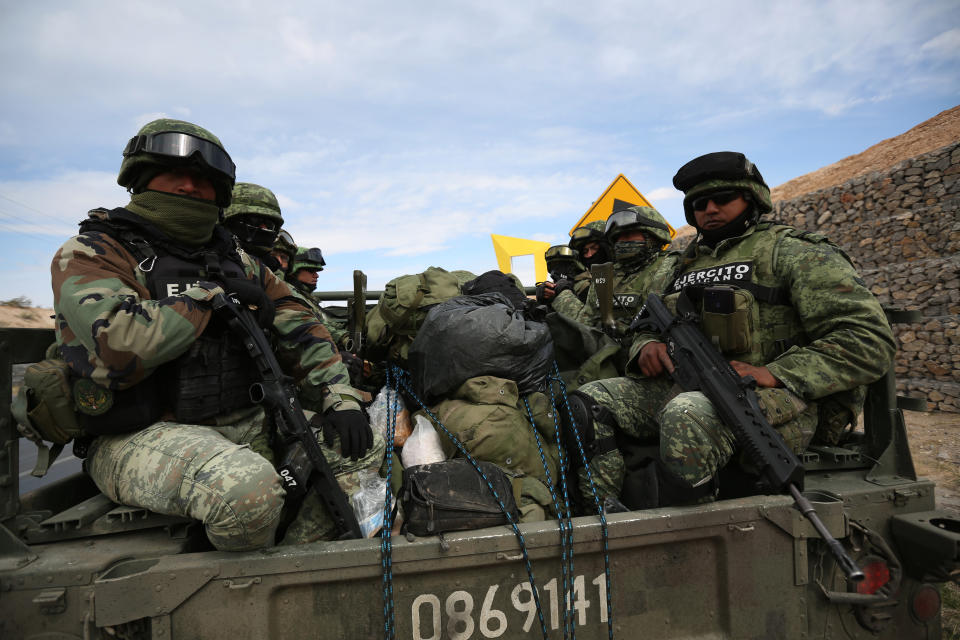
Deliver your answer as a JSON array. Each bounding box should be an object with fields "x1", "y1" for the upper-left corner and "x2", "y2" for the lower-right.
[
  {"x1": 287, "y1": 285, "x2": 348, "y2": 348},
  {"x1": 629, "y1": 224, "x2": 897, "y2": 403},
  {"x1": 52, "y1": 209, "x2": 359, "y2": 414},
  {"x1": 552, "y1": 252, "x2": 679, "y2": 335}
]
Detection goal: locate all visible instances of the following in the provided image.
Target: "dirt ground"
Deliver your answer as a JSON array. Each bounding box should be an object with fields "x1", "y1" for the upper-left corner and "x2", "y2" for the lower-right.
[
  {"x1": 907, "y1": 410, "x2": 960, "y2": 515},
  {"x1": 0, "y1": 304, "x2": 55, "y2": 329}
]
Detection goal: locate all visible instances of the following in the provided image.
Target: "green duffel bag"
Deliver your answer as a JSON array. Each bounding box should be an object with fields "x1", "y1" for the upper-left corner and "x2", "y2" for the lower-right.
[{"x1": 365, "y1": 266, "x2": 466, "y2": 363}]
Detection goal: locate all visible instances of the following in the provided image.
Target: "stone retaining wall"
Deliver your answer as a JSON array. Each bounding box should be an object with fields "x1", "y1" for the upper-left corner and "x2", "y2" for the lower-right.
[{"x1": 773, "y1": 141, "x2": 960, "y2": 412}]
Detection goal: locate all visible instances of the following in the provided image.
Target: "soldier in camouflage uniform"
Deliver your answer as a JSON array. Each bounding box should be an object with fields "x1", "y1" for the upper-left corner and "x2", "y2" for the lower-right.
[
  {"x1": 52, "y1": 118, "x2": 383, "y2": 551},
  {"x1": 555, "y1": 205, "x2": 676, "y2": 333},
  {"x1": 222, "y1": 181, "x2": 288, "y2": 275},
  {"x1": 271, "y1": 229, "x2": 297, "y2": 276},
  {"x1": 564, "y1": 152, "x2": 896, "y2": 509},
  {"x1": 535, "y1": 245, "x2": 587, "y2": 307},
  {"x1": 286, "y1": 247, "x2": 349, "y2": 346},
  {"x1": 544, "y1": 220, "x2": 608, "y2": 315}
]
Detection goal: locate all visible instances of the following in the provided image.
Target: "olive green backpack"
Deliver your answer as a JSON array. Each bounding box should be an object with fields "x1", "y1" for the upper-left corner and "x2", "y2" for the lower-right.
[{"x1": 365, "y1": 266, "x2": 467, "y2": 364}]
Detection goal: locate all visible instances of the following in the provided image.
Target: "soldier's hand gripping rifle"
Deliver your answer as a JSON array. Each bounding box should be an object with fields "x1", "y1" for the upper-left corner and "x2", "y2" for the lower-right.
[
  {"x1": 630, "y1": 292, "x2": 864, "y2": 582},
  {"x1": 212, "y1": 292, "x2": 363, "y2": 539},
  {"x1": 591, "y1": 262, "x2": 618, "y2": 339}
]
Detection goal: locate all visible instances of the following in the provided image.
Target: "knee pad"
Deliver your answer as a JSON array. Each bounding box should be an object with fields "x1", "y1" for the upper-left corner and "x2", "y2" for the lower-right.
[{"x1": 561, "y1": 391, "x2": 619, "y2": 471}]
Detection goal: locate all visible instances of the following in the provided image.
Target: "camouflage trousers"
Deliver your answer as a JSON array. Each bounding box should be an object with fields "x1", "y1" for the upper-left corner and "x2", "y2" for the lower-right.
[
  {"x1": 575, "y1": 375, "x2": 817, "y2": 505},
  {"x1": 86, "y1": 406, "x2": 386, "y2": 551}
]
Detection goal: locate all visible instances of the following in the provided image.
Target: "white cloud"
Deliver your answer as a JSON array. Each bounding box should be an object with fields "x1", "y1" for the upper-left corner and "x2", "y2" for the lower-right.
[
  {"x1": 646, "y1": 187, "x2": 682, "y2": 203},
  {"x1": 920, "y1": 28, "x2": 960, "y2": 58}
]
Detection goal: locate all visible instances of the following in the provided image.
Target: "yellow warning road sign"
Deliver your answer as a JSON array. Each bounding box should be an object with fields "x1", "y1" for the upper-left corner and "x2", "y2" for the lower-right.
[{"x1": 569, "y1": 174, "x2": 653, "y2": 236}]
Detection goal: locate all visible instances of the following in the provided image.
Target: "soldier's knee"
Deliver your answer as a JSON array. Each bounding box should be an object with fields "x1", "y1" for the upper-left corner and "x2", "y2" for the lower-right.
[
  {"x1": 201, "y1": 452, "x2": 285, "y2": 551},
  {"x1": 562, "y1": 391, "x2": 619, "y2": 470}
]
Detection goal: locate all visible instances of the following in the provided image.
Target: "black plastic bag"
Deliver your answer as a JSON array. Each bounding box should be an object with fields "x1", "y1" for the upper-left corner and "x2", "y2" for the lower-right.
[{"x1": 408, "y1": 292, "x2": 553, "y2": 402}]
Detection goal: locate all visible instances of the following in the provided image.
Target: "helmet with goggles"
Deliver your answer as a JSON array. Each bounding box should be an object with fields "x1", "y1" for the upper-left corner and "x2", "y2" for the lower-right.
[
  {"x1": 272, "y1": 229, "x2": 297, "y2": 259},
  {"x1": 672, "y1": 151, "x2": 772, "y2": 226},
  {"x1": 604, "y1": 205, "x2": 674, "y2": 247},
  {"x1": 118, "y1": 118, "x2": 236, "y2": 207},
  {"x1": 568, "y1": 220, "x2": 611, "y2": 267},
  {"x1": 544, "y1": 245, "x2": 584, "y2": 280},
  {"x1": 291, "y1": 247, "x2": 326, "y2": 273},
  {"x1": 222, "y1": 182, "x2": 284, "y2": 254}
]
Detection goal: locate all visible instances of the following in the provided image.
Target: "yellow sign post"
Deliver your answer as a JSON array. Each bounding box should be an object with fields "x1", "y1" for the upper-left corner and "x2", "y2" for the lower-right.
[{"x1": 490, "y1": 234, "x2": 551, "y2": 284}]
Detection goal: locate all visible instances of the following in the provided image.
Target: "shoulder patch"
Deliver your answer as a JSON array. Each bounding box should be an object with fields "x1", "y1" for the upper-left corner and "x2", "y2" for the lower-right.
[{"x1": 73, "y1": 378, "x2": 114, "y2": 416}]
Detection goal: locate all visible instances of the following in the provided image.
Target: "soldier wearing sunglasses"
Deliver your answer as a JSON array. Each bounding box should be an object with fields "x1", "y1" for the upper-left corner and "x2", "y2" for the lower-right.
[
  {"x1": 562, "y1": 152, "x2": 895, "y2": 511},
  {"x1": 48, "y1": 119, "x2": 381, "y2": 551}
]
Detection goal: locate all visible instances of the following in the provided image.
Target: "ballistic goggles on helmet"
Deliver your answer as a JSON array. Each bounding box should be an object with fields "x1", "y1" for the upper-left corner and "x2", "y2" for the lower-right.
[
  {"x1": 690, "y1": 189, "x2": 746, "y2": 212},
  {"x1": 604, "y1": 209, "x2": 670, "y2": 239},
  {"x1": 275, "y1": 229, "x2": 296, "y2": 250},
  {"x1": 303, "y1": 248, "x2": 325, "y2": 265},
  {"x1": 570, "y1": 227, "x2": 603, "y2": 243},
  {"x1": 544, "y1": 245, "x2": 579, "y2": 261},
  {"x1": 123, "y1": 131, "x2": 236, "y2": 181}
]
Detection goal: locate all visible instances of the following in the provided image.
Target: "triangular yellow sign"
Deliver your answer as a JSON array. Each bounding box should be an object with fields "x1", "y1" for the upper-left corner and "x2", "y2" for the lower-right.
[{"x1": 568, "y1": 174, "x2": 654, "y2": 236}]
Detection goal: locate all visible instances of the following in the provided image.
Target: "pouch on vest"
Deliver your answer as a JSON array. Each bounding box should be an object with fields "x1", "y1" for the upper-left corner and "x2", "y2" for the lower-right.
[
  {"x1": 12, "y1": 358, "x2": 86, "y2": 476},
  {"x1": 400, "y1": 459, "x2": 519, "y2": 536},
  {"x1": 699, "y1": 285, "x2": 756, "y2": 355},
  {"x1": 168, "y1": 332, "x2": 257, "y2": 423}
]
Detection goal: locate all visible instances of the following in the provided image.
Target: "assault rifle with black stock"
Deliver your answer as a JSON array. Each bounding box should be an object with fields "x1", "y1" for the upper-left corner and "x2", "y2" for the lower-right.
[
  {"x1": 212, "y1": 292, "x2": 363, "y2": 540},
  {"x1": 630, "y1": 291, "x2": 864, "y2": 582},
  {"x1": 591, "y1": 261, "x2": 618, "y2": 339}
]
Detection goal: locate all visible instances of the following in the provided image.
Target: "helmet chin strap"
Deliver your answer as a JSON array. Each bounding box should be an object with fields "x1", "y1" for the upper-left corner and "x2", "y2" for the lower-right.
[{"x1": 697, "y1": 202, "x2": 757, "y2": 248}]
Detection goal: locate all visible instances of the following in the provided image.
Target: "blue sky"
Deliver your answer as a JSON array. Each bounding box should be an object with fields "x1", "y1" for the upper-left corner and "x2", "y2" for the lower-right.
[{"x1": 1, "y1": 0, "x2": 958, "y2": 307}]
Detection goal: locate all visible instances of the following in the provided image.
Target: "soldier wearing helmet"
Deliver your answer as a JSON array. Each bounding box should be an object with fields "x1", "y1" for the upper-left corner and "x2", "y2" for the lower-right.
[
  {"x1": 553, "y1": 204, "x2": 678, "y2": 334},
  {"x1": 565, "y1": 152, "x2": 895, "y2": 511},
  {"x1": 285, "y1": 247, "x2": 349, "y2": 349},
  {"x1": 534, "y1": 245, "x2": 589, "y2": 307},
  {"x1": 46, "y1": 119, "x2": 383, "y2": 551},
  {"x1": 271, "y1": 229, "x2": 298, "y2": 276},
  {"x1": 222, "y1": 182, "x2": 286, "y2": 271}
]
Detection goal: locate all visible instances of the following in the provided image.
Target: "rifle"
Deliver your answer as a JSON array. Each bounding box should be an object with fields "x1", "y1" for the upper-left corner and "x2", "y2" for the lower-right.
[
  {"x1": 345, "y1": 270, "x2": 367, "y2": 355},
  {"x1": 212, "y1": 292, "x2": 363, "y2": 539},
  {"x1": 591, "y1": 262, "x2": 618, "y2": 338},
  {"x1": 631, "y1": 292, "x2": 864, "y2": 582}
]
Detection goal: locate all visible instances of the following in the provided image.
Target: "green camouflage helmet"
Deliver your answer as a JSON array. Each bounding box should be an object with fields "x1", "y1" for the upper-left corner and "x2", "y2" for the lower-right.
[
  {"x1": 272, "y1": 229, "x2": 297, "y2": 259},
  {"x1": 223, "y1": 182, "x2": 284, "y2": 225},
  {"x1": 568, "y1": 219, "x2": 606, "y2": 251},
  {"x1": 604, "y1": 205, "x2": 674, "y2": 246},
  {"x1": 118, "y1": 118, "x2": 236, "y2": 207},
  {"x1": 291, "y1": 247, "x2": 326, "y2": 273},
  {"x1": 222, "y1": 182, "x2": 284, "y2": 254},
  {"x1": 673, "y1": 151, "x2": 772, "y2": 225}
]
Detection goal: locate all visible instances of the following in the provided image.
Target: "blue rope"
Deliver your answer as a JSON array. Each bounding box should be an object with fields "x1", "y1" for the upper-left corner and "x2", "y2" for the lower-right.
[
  {"x1": 551, "y1": 362, "x2": 614, "y2": 640},
  {"x1": 391, "y1": 365, "x2": 551, "y2": 640},
  {"x1": 380, "y1": 367, "x2": 398, "y2": 639},
  {"x1": 523, "y1": 396, "x2": 575, "y2": 640}
]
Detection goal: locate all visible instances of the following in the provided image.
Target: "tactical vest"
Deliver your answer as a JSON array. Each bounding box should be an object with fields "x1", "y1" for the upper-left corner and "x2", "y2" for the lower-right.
[
  {"x1": 664, "y1": 223, "x2": 865, "y2": 443},
  {"x1": 75, "y1": 208, "x2": 258, "y2": 430}
]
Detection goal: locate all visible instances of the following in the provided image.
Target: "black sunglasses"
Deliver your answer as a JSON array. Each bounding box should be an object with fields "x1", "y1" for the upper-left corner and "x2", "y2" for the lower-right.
[{"x1": 691, "y1": 190, "x2": 743, "y2": 212}]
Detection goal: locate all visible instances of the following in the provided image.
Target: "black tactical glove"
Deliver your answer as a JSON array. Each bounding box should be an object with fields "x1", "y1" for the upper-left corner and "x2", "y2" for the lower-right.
[
  {"x1": 316, "y1": 409, "x2": 372, "y2": 461},
  {"x1": 222, "y1": 277, "x2": 276, "y2": 328},
  {"x1": 552, "y1": 278, "x2": 574, "y2": 297},
  {"x1": 340, "y1": 351, "x2": 366, "y2": 383},
  {"x1": 534, "y1": 282, "x2": 552, "y2": 305}
]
